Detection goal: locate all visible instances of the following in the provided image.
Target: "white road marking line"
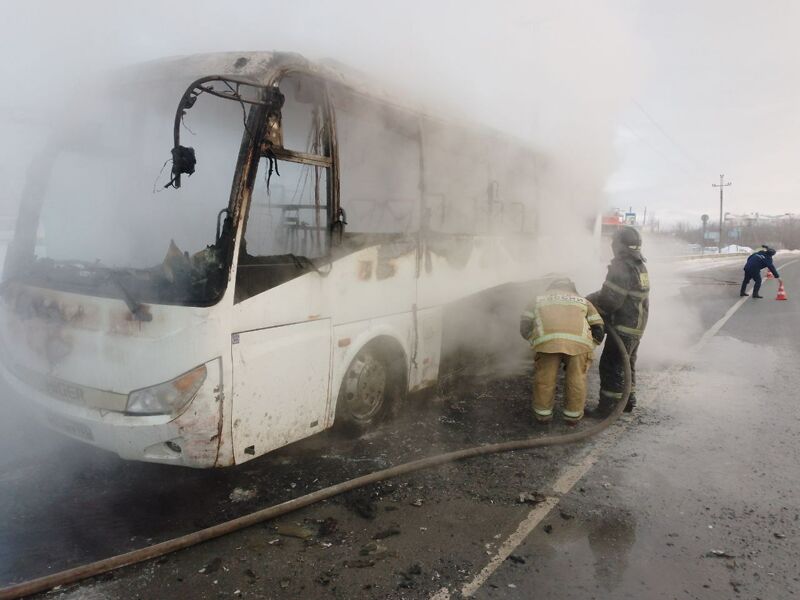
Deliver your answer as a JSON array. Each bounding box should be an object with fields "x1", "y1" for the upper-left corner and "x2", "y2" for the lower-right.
[
  {"x1": 693, "y1": 257, "x2": 799, "y2": 351},
  {"x1": 550, "y1": 444, "x2": 608, "y2": 495},
  {"x1": 430, "y1": 260, "x2": 800, "y2": 599},
  {"x1": 456, "y1": 427, "x2": 626, "y2": 598},
  {"x1": 429, "y1": 587, "x2": 451, "y2": 600},
  {"x1": 694, "y1": 296, "x2": 748, "y2": 350},
  {"x1": 778, "y1": 257, "x2": 800, "y2": 270},
  {"x1": 460, "y1": 498, "x2": 559, "y2": 597}
]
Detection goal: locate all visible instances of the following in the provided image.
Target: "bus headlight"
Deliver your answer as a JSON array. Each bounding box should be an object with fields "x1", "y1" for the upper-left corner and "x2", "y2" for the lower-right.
[{"x1": 126, "y1": 365, "x2": 207, "y2": 416}]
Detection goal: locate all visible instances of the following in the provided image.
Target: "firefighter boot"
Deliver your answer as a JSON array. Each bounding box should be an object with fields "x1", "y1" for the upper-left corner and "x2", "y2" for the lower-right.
[
  {"x1": 585, "y1": 400, "x2": 615, "y2": 419},
  {"x1": 623, "y1": 393, "x2": 636, "y2": 413}
]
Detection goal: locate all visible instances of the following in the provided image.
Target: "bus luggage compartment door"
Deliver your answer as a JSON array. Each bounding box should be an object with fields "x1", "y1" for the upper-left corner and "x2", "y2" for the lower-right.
[{"x1": 231, "y1": 318, "x2": 331, "y2": 462}]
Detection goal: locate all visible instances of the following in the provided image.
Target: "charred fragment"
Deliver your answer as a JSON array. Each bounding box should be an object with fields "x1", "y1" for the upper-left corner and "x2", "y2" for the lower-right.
[{"x1": 166, "y1": 76, "x2": 282, "y2": 189}]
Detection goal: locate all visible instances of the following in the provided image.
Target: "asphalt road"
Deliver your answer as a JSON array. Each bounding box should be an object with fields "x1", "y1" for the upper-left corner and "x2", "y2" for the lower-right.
[
  {"x1": 1, "y1": 254, "x2": 798, "y2": 599},
  {"x1": 473, "y1": 256, "x2": 800, "y2": 599}
]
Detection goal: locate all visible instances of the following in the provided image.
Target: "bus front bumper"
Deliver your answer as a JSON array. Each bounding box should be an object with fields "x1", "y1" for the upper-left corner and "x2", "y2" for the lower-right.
[{"x1": 0, "y1": 359, "x2": 225, "y2": 469}]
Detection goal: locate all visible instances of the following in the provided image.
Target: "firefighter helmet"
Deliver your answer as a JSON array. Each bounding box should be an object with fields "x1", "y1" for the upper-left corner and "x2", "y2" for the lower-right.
[
  {"x1": 614, "y1": 226, "x2": 642, "y2": 249},
  {"x1": 548, "y1": 277, "x2": 578, "y2": 293},
  {"x1": 612, "y1": 226, "x2": 643, "y2": 259}
]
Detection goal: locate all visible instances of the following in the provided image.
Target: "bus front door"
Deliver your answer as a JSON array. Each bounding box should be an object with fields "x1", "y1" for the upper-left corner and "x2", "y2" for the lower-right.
[
  {"x1": 230, "y1": 71, "x2": 335, "y2": 462},
  {"x1": 231, "y1": 315, "x2": 331, "y2": 462}
]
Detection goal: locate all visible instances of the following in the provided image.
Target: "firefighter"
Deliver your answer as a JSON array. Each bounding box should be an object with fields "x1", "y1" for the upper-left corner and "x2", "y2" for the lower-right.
[
  {"x1": 740, "y1": 245, "x2": 780, "y2": 298},
  {"x1": 585, "y1": 226, "x2": 649, "y2": 418},
  {"x1": 520, "y1": 278, "x2": 605, "y2": 425}
]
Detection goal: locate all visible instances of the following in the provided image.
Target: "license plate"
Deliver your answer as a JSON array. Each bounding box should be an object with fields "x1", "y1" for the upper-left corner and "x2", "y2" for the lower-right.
[{"x1": 46, "y1": 412, "x2": 94, "y2": 442}]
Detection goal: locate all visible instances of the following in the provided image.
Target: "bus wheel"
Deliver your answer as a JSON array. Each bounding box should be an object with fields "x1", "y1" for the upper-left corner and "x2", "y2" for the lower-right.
[{"x1": 336, "y1": 345, "x2": 402, "y2": 435}]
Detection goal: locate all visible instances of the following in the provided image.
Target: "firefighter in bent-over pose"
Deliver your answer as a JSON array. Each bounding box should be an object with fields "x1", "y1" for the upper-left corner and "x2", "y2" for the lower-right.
[{"x1": 520, "y1": 278, "x2": 605, "y2": 425}]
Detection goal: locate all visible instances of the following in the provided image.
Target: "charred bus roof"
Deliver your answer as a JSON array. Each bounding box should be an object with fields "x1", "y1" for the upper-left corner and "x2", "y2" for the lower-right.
[
  {"x1": 123, "y1": 51, "x2": 410, "y2": 112},
  {"x1": 122, "y1": 51, "x2": 533, "y2": 148}
]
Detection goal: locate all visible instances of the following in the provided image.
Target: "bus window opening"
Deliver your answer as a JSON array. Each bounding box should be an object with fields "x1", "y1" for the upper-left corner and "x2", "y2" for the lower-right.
[{"x1": 235, "y1": 74, "x2": 332, "y2": 302}]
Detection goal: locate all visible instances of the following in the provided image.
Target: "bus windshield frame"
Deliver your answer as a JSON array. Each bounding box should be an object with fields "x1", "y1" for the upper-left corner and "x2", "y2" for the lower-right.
[{"x1": 3, "y1": 77, "x2": 269, "y2": 310}]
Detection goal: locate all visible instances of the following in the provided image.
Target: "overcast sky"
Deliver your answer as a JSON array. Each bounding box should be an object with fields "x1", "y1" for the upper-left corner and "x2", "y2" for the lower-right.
[
  {"x1": 1, "y1": 0, "x2": 798, "y2": 225},
  {"x1": 609, "y1": 1, "x2": 800, "y2": 225}
]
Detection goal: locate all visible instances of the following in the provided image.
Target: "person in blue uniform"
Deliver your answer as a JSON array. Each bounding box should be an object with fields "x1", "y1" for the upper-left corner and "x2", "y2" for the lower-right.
[{"x1": 740, "y1": 246, "x2": 780, "y2": 298}]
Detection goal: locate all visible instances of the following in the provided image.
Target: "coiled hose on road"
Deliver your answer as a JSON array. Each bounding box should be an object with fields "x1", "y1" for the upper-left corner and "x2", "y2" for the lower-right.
[{"x1": 0, "y1": 330, "x2": 630, "y2": 600}]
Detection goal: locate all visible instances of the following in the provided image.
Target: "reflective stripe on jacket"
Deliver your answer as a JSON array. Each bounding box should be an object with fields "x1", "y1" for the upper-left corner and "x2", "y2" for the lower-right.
[
  {"x1": 521, "y1": 289, "x2": 603, "y2": 355},
  {"x1": 587, "y1": 255, "x2": 650, "y2": 338}
]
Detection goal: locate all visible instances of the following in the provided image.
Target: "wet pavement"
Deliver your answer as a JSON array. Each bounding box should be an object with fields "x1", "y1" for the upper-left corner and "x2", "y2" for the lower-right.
[
  {"x1": 1, "y1": 254, "x2": 799, "y2": 599},
  {"x1": 477, "y1": 256, "x2": 800, "y2": 599}
]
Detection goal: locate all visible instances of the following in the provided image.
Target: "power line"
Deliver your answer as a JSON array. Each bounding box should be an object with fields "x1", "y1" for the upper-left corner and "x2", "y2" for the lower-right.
[
  {"x1": 620, "y1": 122, "x2": 705, "y2": 184},
  {"x1": 632, "y1": 100, "x2": 708, "y2": 174}
]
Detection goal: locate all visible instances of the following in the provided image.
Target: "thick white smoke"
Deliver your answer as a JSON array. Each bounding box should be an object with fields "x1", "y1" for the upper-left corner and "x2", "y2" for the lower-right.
[
  {"x1": 0, "y1": 0, "x2": 666, "y2": 466},
  {"x1": 0, "y1": 1, "x2": 639, "y2": 221}
]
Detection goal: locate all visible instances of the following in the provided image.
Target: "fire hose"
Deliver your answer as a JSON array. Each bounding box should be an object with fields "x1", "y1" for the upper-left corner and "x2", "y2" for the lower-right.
[{"x1": 0, "y1": 329, "x2": 630, "y2": 600}]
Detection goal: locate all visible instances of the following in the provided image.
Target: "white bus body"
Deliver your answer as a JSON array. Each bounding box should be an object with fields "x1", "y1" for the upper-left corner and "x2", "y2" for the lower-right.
[{"x1": 0, "y1": 52, "x2": 543, "y2": 467}]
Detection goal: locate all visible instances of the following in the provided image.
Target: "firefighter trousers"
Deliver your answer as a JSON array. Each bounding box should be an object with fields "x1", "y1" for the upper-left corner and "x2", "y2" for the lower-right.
[
  {"x1": 532, "y1": 351, "x2": 593, "y2": 423},
  {"x1": 598, "y1": 332, "x2": 639, "y2": 408}
]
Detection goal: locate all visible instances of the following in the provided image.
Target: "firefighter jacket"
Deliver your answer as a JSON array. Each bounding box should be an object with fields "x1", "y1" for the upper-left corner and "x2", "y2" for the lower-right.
[
  {"x1": 520, "y1": 289, "x2": 604, "y2": 355},
  {"x1": 587, "y1": 255, "x2": 650, "y2": 338}
]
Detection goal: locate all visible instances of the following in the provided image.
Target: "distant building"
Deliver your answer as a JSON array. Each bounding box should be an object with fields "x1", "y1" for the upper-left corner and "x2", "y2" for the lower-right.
[{"x1": 724, "y1": 212, "x2": 799, "y2": 227}]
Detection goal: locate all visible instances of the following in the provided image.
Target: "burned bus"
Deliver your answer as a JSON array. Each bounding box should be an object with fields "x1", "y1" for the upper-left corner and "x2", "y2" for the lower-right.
[{"x1": 0, "y1": 52, "x2": 543, "y2": 467}]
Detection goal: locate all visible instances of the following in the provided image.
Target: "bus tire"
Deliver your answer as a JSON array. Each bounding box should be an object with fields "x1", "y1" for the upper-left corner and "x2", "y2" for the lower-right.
[{"x1": 335, "y1": 340, "x2": 406, "y2": 436}]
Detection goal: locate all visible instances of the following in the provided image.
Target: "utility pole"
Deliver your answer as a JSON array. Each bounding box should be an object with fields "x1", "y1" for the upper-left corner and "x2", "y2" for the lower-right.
[
  {"x1": 701, "y1": 214, "x2": 709, "y2": 255},
  {"x1": 712, "y1": 174, "x2": 732, "y2": 252}
]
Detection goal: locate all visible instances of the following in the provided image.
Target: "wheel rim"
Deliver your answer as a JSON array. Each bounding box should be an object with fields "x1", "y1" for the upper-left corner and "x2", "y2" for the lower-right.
[{"x1": 344, "y1": 353, "x2": 387, "y2": 423}]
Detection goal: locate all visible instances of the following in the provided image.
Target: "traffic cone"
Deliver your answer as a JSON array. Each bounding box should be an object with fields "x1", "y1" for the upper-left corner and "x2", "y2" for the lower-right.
[
  {"x1": 765, "y1": 269, "x2": 775, "y2": 279},
  {"x1": 776, "y1": 281, "x2": 788, "y2": 301}
]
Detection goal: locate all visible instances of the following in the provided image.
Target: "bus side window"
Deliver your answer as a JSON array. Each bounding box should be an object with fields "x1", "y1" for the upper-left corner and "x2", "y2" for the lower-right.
[
  {"x1": 235, "y1": 74, "x2": 331, "y2": 303},
  {"x1": 329, "y1": 85, "x2": 421, "y2": 236},
  {"x1": 280, "y1": 74, "x2": 328, "y2": 155},
  {"x1": 245, "y1": 161, "x2": 329, "y2": 259},
  {"x1": 421, "y1": 117, "x2": 489, "y2": 235}
]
